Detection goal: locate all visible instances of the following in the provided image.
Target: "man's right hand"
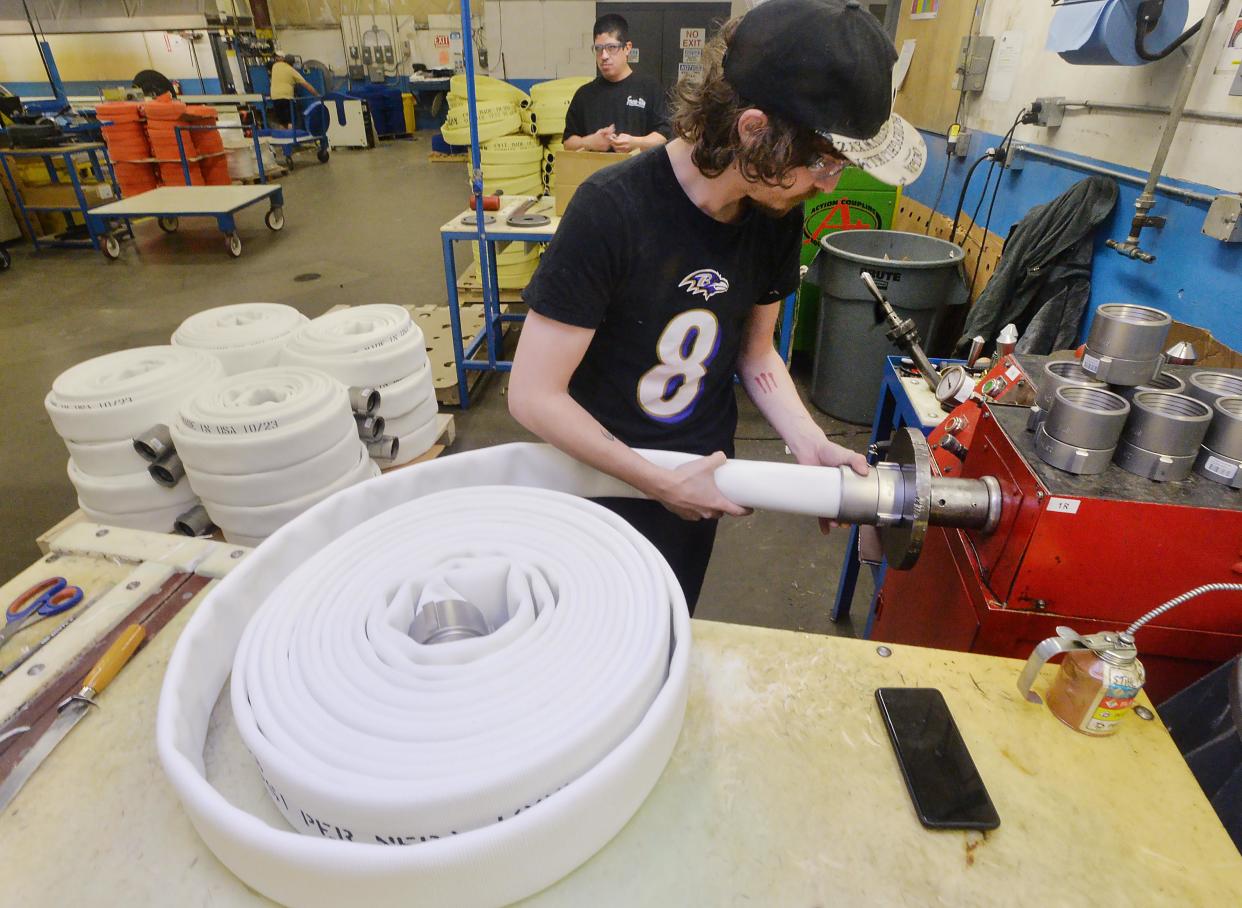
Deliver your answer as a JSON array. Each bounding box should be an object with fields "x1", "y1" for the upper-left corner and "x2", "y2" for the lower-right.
[
  {"x1": 652, "y1": 452, "x2": 751, "y2": 522},
  {"x1": 585, "y1": 124, "x2": 617, "y2": 151}
]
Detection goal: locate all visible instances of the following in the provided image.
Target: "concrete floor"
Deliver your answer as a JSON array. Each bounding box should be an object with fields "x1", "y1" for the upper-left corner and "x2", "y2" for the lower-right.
[{"x1": 0, "y1": 135, "x2": 873, "y2": 636}]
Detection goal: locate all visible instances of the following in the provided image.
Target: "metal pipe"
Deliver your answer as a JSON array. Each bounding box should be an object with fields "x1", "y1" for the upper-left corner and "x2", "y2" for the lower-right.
[
  {"x1": 355, "y1": 413, "x2": 385, "y2": 440},
  {"x1": 1136, "y1": 0, "x2": 1228, "y2": 209},
  {"x1": 149, "y1": 452, "x2": 186, "y2": 487},
  {"x1": 367, "y1": 435, "x2": 399, "y2": 461},
  {"x1": 349, "y1": 386, "x2": 380, "y2": 414},
  {"x1": 1012, "y1": 145, "x2": 1216, "y2": 204},
  {"x1": 174, "y1": 504, "x2": 216, "y2": 537},
  {"x1": 1061, "y1": 99, "x2": 1242, "y2": 128},
  {"x1": 133, "y1": 424, "x2": 175, "y2": 463}
]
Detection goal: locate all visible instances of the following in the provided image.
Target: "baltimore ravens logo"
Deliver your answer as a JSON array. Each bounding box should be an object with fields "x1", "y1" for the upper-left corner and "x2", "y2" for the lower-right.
[{"x1": 678, "y1": 269, "x2": 730, "y2": 301}]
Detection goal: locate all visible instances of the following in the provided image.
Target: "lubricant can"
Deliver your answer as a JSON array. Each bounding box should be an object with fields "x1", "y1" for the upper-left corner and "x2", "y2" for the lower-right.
[
  {"x1": 1017, "y1": 628, "x2": 1146, "y2": 737},
  {"x1": 1045, "y1": 642, "x2": 1146, "y2": 736}
]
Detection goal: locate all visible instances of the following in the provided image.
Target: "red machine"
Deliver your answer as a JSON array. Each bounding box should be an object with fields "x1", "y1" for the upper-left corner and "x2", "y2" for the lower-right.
[{"x1": 874, "y1": 354, "x2": 1242, "y2": 701}]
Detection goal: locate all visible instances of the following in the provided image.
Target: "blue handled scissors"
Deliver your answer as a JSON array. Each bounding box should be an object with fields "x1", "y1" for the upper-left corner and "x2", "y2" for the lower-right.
[{"x1": 0, "y1": 577, "x2": 84, "y2": 651}]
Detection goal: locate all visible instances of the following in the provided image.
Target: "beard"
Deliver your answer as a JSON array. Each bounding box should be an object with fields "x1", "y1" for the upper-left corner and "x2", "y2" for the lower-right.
[{"x1": 749, "y1": 188, "x2": 817, "y2": 219}]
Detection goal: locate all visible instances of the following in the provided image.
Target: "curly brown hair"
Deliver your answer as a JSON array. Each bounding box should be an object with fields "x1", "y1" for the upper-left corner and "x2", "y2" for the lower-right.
[{"x1": 670, "y1": 17, "x2": 827, "y2": 186}]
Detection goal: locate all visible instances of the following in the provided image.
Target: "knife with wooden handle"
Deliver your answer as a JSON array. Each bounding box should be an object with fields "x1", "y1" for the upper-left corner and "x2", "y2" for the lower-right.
[{"x1": 0, "y1": 624, "x2": 146, "y2": 812}]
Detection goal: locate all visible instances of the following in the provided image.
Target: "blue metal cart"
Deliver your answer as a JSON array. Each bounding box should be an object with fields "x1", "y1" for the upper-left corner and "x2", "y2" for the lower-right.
[
  {"x1": 0, "y1": 142, "x2": 129, "y2": 252},
  {"x1": 85, "y1": 184, "x2": 285, "y2": 259}
]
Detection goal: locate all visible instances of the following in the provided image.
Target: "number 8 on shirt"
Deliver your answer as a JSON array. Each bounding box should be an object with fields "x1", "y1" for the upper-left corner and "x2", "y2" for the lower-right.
[{"x1": 637, "y1": 309, "x2": 720, "y2": 422}]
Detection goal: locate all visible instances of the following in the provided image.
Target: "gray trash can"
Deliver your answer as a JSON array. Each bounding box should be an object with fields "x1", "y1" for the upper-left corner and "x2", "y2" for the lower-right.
[{"x1": 812, "y1": 230, "x2": 967, "y2": 424}]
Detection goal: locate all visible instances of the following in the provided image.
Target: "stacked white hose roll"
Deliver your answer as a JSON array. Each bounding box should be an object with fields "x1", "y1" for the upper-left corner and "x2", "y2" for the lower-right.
[
  {"x1": 530, "y1": 77, "x2": 591, "y2": 138},
  {"x1": 45, "y1": 346, "x2": 222, "y2": 531},
  {"x1": 158, "y1": 443, "x2": 691, "y2": 908},
  {"x1": 171, "y1": 303, "x2": 309, "y2": 375},
  {"x1": 280, "y1": 305, "x2": 440, "y2": 466},
  {"x1": 172, "y1": 367, "x2": 378, "y2": 545}
]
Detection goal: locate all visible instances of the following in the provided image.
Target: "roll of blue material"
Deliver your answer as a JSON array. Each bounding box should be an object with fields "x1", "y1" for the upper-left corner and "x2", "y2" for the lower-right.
[{"x1": 1047, "y1": 0, "x2": 1190, "y2": 66}]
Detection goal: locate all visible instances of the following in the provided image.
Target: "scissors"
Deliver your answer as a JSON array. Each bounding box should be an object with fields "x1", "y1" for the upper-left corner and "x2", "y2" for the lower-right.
[{"x1": 0, "y1": 577, "x2": 84, "y2": 651}]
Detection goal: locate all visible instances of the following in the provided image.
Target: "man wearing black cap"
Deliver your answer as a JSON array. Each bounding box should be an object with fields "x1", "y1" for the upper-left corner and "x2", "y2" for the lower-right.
[{"x1": 509, "y1": 0, "x2": 926, "y2": 611}]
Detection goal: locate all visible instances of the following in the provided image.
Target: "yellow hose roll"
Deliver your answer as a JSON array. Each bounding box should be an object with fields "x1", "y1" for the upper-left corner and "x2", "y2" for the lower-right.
[
  {"x1": 472, "y1": 160, "x2": 542, "y2": 180},
  {"x1": 520, "y1": 108, "x2": 537, "y2": 132},
  {"x1": 529, "y1": 77, "x2": 591, "y2": 106},
  {"x1": 440, "y1": 100, "x2": 520, "y2": 145},
  {"x1": 473, "y1": 240, "x2": 542, "y2": 265},
  {"x1": 482, "y1": 173, "x2": 544, "y2": 197},
  {"x1": 450, "y1": 74, "x2": 531, "y2": 107},
  {"x1": 536, "y1": 117, "x2": 567, "y2": 137},
  {"x1": 480, "y1": 134, "x2": 543, "y2": 166}
]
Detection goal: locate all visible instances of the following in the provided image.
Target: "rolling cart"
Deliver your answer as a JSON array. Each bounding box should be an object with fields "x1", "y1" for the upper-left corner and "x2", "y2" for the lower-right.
[{"x1": 85, "y1": 184, "x2": 285, "y2": 259}]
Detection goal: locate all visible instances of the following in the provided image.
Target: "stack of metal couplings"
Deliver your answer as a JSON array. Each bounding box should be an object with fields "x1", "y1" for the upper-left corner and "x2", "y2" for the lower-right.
[
  {"x1": 1187, "y1": 372, "x2": 1242, "y2": 489},
  {"x1": 1032, "y1": 303, "x2": 1242, "y2": 485}
]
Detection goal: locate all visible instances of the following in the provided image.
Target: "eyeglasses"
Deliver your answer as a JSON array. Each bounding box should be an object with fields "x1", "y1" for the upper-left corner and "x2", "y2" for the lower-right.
[
  {"x1": 806, "y1": 152, "x2": 850, "y2": 178},
  {"x1": 592, "y1": 43, "x2": 625, "y2": 56}
]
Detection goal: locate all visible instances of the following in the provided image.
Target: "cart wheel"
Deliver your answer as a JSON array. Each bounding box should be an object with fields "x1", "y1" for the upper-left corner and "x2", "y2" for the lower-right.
[
  {"x1": 317, "y1": 148, "x2": 330, "y2": 163},
  {"x1": 158, "y1": 216, "x2": 179, "y2": 233},
  {"x1": 226, "y1": 232, "x2": 243, "y2": 258},
  {"x1": 102, "y1": 235, "x2": 121, "y2": 260},
  {"x1": 265, "y1": 207, "x2": 286, "y2": 232}
]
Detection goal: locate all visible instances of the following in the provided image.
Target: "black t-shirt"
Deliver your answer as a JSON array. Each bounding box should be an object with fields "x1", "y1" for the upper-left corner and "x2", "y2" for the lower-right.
[
  {"x1": 562, "y1": 72, "x2": 673, "y2": 141},
  {"x1": 523, "y1": 147, "x2": 801, "y2": 456}
]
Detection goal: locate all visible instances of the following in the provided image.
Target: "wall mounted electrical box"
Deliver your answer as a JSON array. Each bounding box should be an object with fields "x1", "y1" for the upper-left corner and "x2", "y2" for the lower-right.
[
  {"x1": 953, "y1": 35, "x2": 994, "y2": 92},
  {"x1": 1203, "y1": 195, "x2": 1242, "y2": 243}
]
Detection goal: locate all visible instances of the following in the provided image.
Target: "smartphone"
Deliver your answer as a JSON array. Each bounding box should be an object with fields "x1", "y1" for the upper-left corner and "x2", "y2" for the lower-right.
[{"x1": 875, "y1": 687, "x2": 1000, "y2": 830}]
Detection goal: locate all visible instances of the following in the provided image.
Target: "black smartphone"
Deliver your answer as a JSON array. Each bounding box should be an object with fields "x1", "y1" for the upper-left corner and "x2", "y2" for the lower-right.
[{"x1": 875, "y1": 687, "x2": 1000, "y2": 830}]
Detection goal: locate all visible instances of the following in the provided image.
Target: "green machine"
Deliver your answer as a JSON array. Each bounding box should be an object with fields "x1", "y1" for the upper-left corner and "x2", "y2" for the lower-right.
[{"x1": 793, "y1": 167, "x2": 898, "y2": 353}]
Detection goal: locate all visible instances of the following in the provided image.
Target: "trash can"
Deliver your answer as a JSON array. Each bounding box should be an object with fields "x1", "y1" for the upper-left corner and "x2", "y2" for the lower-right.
[{"x1": 812, "y1": 230, "x2": 967, "y2": 424}]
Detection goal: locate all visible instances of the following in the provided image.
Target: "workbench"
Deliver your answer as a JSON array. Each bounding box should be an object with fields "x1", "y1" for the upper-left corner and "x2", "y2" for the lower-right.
[
  {"x1": 1, "y1": 574, "x2": 1238, "y2": 905},
  {"x1": 439, "y1": 197, "x2": 798, "y2": 409}
]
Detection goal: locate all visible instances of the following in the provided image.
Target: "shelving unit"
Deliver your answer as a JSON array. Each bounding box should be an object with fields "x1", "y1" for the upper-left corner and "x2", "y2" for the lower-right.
[{"x1": 0, "y1": 143, "x2": 130, "y2": 252}]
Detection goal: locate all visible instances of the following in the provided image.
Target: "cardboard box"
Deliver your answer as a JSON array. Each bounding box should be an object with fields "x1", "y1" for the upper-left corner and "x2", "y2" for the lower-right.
[
  {"x1": 20, "y1": 181, "x2": 115, "y2": 210},
  {"x1": 552, "y1": 149, "x2": 630, "y2": 216},
  {"x1": 1166, "y1": 321, "x2": 1242, "y2": 370}
]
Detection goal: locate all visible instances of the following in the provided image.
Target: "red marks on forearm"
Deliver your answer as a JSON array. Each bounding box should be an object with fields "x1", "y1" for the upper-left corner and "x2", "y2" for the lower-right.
[{"x1": 754, "y1": 371, "x2": 778, "y2": 394}]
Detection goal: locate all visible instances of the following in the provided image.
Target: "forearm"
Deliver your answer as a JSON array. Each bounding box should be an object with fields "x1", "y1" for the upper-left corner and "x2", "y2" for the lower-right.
[
  {"x1": 510, "y1": 387, "x2": 672, "y2": 498},
  {"x1": 563, "y1": 134, "x2": 587, "y2": 150},
  {"x1": 737, "y1": 346, "x2": 827, "y2": 461},
  {"x1": 639, "y1": 131, "x2": 668, "y2": 149}
]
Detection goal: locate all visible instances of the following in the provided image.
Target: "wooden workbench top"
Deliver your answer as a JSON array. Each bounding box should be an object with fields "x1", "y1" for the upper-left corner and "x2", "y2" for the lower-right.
[{"x1": 1, "y1": 606, "x2": 1238, "y2": 906}]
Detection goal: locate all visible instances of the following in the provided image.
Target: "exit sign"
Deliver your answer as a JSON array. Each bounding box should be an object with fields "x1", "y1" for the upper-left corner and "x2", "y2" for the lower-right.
[{"x1": 679, "y1": 27, "x2": 704, "y2": 49}]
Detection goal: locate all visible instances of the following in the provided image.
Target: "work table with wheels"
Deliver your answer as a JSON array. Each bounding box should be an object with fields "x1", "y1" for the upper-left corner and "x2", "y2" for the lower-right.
[
  {"x1": 85, "y1": 184, "x2": 286, "y2": 259},
  {"x1": 0, "y1": 560, "x2": 1237, "y2": 906}
]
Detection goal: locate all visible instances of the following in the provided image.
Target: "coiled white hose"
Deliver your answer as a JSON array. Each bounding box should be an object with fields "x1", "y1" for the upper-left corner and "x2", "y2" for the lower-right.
[
  {"x1": 45, "y1": 346, "x2": 222, "y2": 531},
  {"x1": 159, "y1": 443, "x2": 691, "y2": 908},
  {"x1": 172, "y1": 367, "x2": 372, "y2": 543},
  {"x1": 172, "y1": 303, "x2": 309, "y2": 375},
  {"x1": 280, "y1": 306, "x2": 440, "y2": 465},
  {"x1": 45, "y1": 345, "x2": 223, "y2": 443}
]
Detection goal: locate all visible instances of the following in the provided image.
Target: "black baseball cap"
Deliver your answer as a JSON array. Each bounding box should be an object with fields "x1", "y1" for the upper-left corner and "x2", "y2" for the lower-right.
[{"x1": 723, "y1": 0, "x2": 926, "y2": 185}]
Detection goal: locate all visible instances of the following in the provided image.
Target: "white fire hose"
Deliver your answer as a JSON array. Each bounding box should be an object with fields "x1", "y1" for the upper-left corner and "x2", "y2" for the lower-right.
[
  {"x1": 280, "y1": 305, "x2": 441, "y2": 466},
  {"x1": 45, "y1": 346, "x2": 223, "y2": 531},
  {"x1": 172, "y1": 302, "x2": 309, "y2": 375},
  {"x1": 158, "y1": 437, "x2": 999, "y2": 908},
  {"x1": 172, "y1": 367, "x2": 376, "y2": 544}
]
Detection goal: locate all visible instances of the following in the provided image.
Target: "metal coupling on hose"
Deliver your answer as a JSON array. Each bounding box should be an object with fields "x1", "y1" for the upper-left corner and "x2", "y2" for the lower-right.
[
  {"x1": 174, "y1": 504, "x2": 216, "y2": 537},
  {"x1": 149, "y1": 451, "x2": 186, "y2": 487},
  {"x1": 844, "y1": 428, "x2": 1003, "y2": 569},
  {"x1": 354, "y1": 413, "x2": 386, "y2": 440},
  {"x1": 367, "y1": 435, "x2": 400, "y2": 461},
  {"x1": 349, "y1": 386, "x2": 380, "y2": 415},
  {"x1": 133, "y1": 424, "x2": 174, "y2": 462}
]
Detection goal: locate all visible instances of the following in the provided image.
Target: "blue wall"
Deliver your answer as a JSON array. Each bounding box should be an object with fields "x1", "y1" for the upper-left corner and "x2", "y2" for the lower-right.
[{"x1": 905, "y1": 129, "x2": 1241, "y2": 351}]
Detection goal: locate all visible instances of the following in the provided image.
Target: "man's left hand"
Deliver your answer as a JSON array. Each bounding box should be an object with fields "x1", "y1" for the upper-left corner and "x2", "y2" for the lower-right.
[
  {"x1": 610, "y1": 133, "x2": 638, "y2": 153},
  {"x1": 794, "y1": 437, "x2": 869, "y2": 535}
]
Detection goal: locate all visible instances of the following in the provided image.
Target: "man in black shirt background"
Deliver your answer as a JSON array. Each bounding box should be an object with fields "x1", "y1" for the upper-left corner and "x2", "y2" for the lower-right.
[
  {"x1": 563, "y1": 14, "x2": 672, "y2": 154},
  {"x1": 511, "y1": 0, "x2": 927, "y2": 610}
]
